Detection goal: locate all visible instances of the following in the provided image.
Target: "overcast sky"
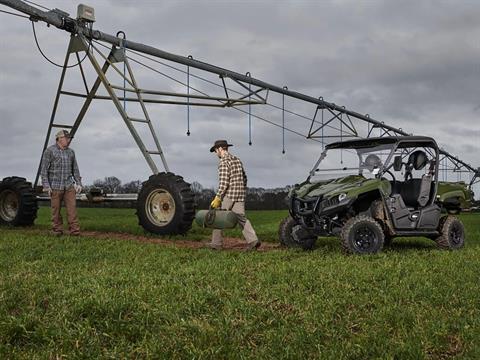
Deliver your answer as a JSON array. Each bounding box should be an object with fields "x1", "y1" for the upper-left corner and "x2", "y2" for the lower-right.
[{"x1": 1, "y1": 0, "x2": 479, "y2": 191}]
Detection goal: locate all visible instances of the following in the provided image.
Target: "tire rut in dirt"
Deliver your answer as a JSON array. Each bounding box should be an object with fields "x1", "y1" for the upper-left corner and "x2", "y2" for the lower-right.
[
  {"x1": 0, "y1": 176, "x2": 38, "y2": 226},
  {"x1": 136, "y1": 172, "x2": 195, "y2": 235}
]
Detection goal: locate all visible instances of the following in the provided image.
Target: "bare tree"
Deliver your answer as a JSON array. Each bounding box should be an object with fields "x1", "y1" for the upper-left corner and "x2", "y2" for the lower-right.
[
  {"x1": 121, "y1": 180, "x2": 142, "y2": 194},
  {"x1": 93, "y1": 176, "x2": 122, "y2": 194},
  {"x1": 190, "y1": 181, "x2": 203, "y2": 194}
]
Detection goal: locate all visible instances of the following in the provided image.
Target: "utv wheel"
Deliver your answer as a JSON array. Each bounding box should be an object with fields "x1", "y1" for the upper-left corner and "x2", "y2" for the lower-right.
[
  {"x1": 0, "y1": 177, "x2": 38, "y2": 226},
  {"x1": 278, "y1": 216, "x2": 298, "y2": 247},
  {"x1": 292, "y1": 225, "x2": 317, "y2": 250},
  {"x1": 435, "y1": 216, "x2": 465, "y2": 250},
  {"x1": 278, "y1": 216, "x2": 316, "y2": 250},
  {"x1": 136, "y1": 172, "x2": 195, "y2": 235},
  {"x1": 341, "y1": 215, "x2": 385, "y2": 254}
]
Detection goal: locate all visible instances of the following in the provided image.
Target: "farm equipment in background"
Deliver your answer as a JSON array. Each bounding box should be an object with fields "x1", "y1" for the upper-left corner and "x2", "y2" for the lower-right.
[{"x1": 0, "y1": 0, "x2": 478, "y2": 236}]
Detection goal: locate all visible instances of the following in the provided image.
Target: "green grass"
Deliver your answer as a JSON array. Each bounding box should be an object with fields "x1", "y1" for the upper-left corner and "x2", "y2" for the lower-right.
[
  {"x1": 1, "y1": 209, "x2": 480, "y2": 359},
  {"x1": 28, "y1": 207, "x2": 288, "y2": 242}
]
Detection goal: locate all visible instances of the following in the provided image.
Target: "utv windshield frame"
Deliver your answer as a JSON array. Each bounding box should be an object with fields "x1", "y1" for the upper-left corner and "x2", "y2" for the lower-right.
[{"x1": 308, "y1": 136, "x2": 440, "y2": 184}]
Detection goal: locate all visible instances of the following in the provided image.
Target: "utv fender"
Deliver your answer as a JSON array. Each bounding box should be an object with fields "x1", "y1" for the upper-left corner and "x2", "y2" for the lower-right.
[
  {"x1": 351, "y1": 190, "x2": 383, "y2": 215},
  {"x1": 438, "y1": 190, "x2": 465, "y2": 203}
]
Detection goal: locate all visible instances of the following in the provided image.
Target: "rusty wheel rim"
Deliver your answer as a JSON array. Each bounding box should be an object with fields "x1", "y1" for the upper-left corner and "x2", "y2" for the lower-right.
[
  {"x1": 145, "y1": 189, "x2": 176, "y2": 226},
  {"x1": 0, "y1": 190, "x2": 18, "y2": 222}
]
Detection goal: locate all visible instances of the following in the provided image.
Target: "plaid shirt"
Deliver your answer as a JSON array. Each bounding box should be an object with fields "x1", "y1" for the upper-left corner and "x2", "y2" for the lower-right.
[
  {"x1": 217, "y1": 152, "x2": 247, "y2": 202},
  {"x1": 41, "y1": 144, "x2": 82, "y2": 190}
]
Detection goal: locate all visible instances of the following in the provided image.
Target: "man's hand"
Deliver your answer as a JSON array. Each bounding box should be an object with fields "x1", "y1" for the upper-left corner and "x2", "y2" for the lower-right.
[
  {"x1": 210, "y1": 196, "x2": 222, "y2": 209},
  {"x1": 74, "y1": 184, "x2": 82, "y2": 194},
  {"x1": 44, "y1": 187, "x2": 52, "y2": 197}
]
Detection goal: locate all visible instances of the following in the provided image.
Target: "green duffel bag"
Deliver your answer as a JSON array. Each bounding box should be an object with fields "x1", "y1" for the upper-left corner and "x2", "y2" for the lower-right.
[{"x1": 195, "y1": 209, "x2": 238, "y2": 229}]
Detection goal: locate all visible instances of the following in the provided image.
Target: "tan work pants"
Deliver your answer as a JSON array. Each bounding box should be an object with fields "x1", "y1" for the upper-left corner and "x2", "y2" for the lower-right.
[
  {"x1": 212, "y1": 196, "x2": 258, "y2": 246},
  {"x1": 51, "y1": 187, "x2": 80, "y2": 235}
]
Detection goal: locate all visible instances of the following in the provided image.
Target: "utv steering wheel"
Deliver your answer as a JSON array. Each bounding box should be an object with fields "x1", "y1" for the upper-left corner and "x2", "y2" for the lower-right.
[{"x1": 382, "y1": 170, "x2": 396, "y2": 188}]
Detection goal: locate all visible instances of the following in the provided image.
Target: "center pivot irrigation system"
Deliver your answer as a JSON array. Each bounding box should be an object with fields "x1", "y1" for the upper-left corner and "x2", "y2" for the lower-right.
[{"x1": 0, "y1": 0, "x2": 478, "y2": 235}]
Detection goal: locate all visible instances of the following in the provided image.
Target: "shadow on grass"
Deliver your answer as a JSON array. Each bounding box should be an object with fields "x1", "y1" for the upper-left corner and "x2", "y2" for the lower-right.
[
  {"x1": 313, "y1": 235, "x2": 438, "y2": 254},
  {"x1": 388, "y1": 238, "x2": 437, "y2": 252}
]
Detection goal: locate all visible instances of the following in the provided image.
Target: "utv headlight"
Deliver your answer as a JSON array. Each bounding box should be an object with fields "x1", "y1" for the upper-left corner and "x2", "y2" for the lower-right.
[{"x1": 338, "y1": 193, "x2": 348, "y2": 202}]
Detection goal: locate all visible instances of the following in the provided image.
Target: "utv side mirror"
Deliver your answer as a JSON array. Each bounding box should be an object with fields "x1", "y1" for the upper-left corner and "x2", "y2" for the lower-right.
[{"x1": 393, "y1": 156, "x2": 403, "y2": 171}]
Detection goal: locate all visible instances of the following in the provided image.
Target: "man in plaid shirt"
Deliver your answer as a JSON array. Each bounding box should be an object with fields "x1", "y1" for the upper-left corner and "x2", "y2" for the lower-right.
[
  {"x1": 41, "y1": 130, "x2": 82, "y2": 236},
  {"x1": 207, "y1": 140, "x2": 260, "y2": 251}
]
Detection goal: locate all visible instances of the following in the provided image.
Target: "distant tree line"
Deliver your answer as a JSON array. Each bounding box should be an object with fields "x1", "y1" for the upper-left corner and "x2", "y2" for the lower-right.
[
  {"x1": 190, "y1": 182, "x2": 292, "y2": 210},
  {"x1": 84, "y1": 177, "x2": 142, "y2": 195},
  {"x1": 86, "y1": 177, "x2": 291, "y2": 210}
]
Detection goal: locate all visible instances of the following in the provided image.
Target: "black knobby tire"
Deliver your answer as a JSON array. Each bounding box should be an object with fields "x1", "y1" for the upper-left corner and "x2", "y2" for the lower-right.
[
  {"x1": 278, "y1": 216, "x2": 316, "y2": 250},
  {"x1": 0, "y1": 176, "x2": 38, "y2": 226},
  {"x1": 435, "y1": 215, "x2": 465, "y2": 250},
  {"x1": 136, "y1": 172, "x2": 195, "y2": 235},
  {"x1": 341, "y1": 215, "x2": 385, "y2": 254},
  {"x1": 278, "y1": 216, "x2": 298, "y2": 247}
]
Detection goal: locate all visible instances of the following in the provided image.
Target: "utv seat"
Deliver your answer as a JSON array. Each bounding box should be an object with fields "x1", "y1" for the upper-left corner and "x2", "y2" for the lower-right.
[
  {"x1": 401, "y1": 150, "x2": 434, "y2": 208},
  {"x1": 391, "y1": 177, "x2": 434, "y2": 209},
  {"x1": 400, "y1": 179, "x2": 423, "y2": 208}
]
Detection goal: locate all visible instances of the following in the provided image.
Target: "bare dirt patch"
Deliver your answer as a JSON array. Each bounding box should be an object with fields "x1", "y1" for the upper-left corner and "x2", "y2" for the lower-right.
[
  {"x1": 80, "y1": 231, "x2": 282, "y2": 251},
  {"x1": 6, "y1": 227, "x2": 282, "y2": 251}
]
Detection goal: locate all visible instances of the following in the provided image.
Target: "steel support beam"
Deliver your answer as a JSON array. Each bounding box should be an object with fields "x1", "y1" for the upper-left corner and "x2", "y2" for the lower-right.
[{"x1": 1, "y1": 0, "x2": 478, "y2": 184}]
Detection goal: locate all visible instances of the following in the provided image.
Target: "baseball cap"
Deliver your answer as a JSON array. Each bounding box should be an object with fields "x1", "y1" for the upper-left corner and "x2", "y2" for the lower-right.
[{"x1": 55, "y1": 129, "x2": 72, "y2": 139}]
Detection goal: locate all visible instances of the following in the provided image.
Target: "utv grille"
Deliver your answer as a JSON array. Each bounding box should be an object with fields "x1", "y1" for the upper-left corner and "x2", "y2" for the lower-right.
[
  {"x1": 292, "y1": 196, "x2": 319, "y2": 215},
  {"x1": 322, "y1": 196, "x2": 339, "y2": 208}
]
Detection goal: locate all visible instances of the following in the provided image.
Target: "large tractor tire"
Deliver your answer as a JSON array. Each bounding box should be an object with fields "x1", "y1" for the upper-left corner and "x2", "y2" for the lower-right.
[
  {"x1": 435, "y1": 215, "x2": 465, "y2": 250},
  {"x1": 0, "y1": 177, "x2": 38, "y2": 226},
  {"x1": 136, "y1": 172, "x2": 195, "y2": 235},
  {"x1": 278, "y1": 216, "x2": 316, "y2": 250},
  {"x1": 341, "y1": 215, "x2": 385, "y2": 254}
]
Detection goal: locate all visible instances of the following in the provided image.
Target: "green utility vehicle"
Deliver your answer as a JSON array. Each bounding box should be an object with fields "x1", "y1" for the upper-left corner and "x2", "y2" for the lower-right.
[{"x1": 280, "y1": 136, "x2": 475, "y2": 254}]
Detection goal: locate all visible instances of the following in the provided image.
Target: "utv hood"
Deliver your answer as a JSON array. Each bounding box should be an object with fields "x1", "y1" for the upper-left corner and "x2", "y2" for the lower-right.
[{"x1": 294, "y1": 175, "x2": 368, "y2": 198}]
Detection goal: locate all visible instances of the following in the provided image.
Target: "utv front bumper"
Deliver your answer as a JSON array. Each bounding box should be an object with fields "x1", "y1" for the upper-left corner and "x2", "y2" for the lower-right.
[{"x1": 289, "y1": 195, "x2": 354, "y2": 230}]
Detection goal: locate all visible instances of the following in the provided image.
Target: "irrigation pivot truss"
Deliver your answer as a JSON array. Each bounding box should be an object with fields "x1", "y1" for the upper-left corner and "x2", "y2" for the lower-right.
[{"x1": 0, "y1": 0, "x2": 478, "y2": 235}]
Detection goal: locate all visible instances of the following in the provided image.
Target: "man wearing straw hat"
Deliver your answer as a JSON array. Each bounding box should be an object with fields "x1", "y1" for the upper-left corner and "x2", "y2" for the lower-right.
[
  {"x1": 40, "y1": 129, "x2": 82, "y2": 236},
  {"x1": 207, "y1": 139, "x2": 260, "y2": 251}
]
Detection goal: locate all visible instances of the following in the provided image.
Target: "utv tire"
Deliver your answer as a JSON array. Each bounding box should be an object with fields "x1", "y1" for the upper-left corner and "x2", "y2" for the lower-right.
[
  {"x1": 0, "y1": 177, "x2": 38, "y2": 226},
  {"x1": 292, "y1": 225, "x2": 317, "y2": 250},
  {"x1": 278, "y1": 216, "x2": 298, "y2": 247},
  {"x1": 435, "y1": 216, "x2": 465, "y2": 250},
  {"x1": 136, "y1": 172, "x2": 195, "y2": 235},
  {"x1": 278, "y1": 216, "x2": 316, "y2": 250},
  {"x1": 341, "y1": 215, "x2": 385, "y2": 254}
]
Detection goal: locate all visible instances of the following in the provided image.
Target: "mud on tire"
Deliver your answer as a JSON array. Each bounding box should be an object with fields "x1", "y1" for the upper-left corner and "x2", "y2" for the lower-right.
[
  {"x1": 341, "y1": 215, "x2": 385, "y2": 254},
  {"x1": 136, "y1": 172, "x2": 195, "y2": 235},
  {"x1": 0, "y1": 176, "x2": 38, "y2": 226},
  {"x1": 278, "y1": 216, "x2": 316, "y2": 250},
  {"x1": 435, "y1": 215, "x2": 465, "y2": 250}
]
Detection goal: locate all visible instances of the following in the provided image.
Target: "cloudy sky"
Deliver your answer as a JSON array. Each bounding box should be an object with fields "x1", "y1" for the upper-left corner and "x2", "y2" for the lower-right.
[{"x1": 1, "y1": 0, "x2": 479, "y2": 191}]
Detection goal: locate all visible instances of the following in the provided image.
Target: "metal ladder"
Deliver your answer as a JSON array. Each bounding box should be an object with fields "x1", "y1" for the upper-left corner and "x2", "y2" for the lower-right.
[{"x1": 34, "y1": 34, "x2": 169, "y2": 188}]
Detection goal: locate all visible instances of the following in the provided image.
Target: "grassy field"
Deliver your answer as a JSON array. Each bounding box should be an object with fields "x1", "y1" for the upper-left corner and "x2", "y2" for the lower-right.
[{"x1": 1, "y1": 208, "x2": 480, "y2": 359}]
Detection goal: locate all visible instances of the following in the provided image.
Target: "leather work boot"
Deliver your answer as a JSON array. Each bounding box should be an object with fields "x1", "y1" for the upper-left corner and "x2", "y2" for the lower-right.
[
  {"x1": 205, "y1": 243, "x2": 222, "y2": 250},
  {"x1": 243, "y1": 240, "x2": 261, "y2": 252}
]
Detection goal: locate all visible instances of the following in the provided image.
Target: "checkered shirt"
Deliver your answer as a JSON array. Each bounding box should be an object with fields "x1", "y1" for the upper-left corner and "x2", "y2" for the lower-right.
[
  {"x1": 40, "y1": 144, "x2": 82, "y2": 190},
  {"x1": 216, "y1": 152, "x2": 247, "y2": 202}
]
